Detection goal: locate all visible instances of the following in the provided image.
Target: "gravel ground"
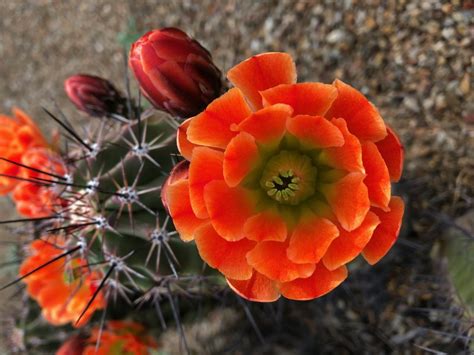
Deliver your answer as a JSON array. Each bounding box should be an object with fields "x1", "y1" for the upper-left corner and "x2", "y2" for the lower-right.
[{"x1": 0, "y1": 0, "x2": 472, "y2": 353}]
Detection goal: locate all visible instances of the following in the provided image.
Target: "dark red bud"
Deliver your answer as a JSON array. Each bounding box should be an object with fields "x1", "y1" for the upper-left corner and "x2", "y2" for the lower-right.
[
  {"x1": 56, "y1": 334, "x2": 85, "y2": 355},
  {"x1": 129, "y1": 28, "x2": 222, "y2": 118},
  {"x1": 64, "y1": 74, "x2": 126, "y2": 117},
  {"x1": 161, "y1": 160, "x2": 190, "y2": 211}
]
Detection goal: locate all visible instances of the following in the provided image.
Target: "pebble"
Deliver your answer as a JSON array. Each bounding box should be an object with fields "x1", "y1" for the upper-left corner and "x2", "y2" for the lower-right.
[
  {"x1": 459, "y1": 73, "x2": 470, "y2": 95},
  {"x1": 326, "y1": 29, "x2": 348, "y2": 44},
  {"x1": 404, "y1": 97, "x2": 420, "y2": 112}
]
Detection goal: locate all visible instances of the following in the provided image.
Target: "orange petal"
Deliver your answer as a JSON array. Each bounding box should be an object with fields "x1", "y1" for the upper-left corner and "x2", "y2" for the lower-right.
[
  {"x1": 238, "y1": 104, "x2": 292, "y2": 147},
  {"x1": 188, "y1": 147, "x2": 224, "y2": 218},
  {"x1": 243, "y1": 210, "x2": 288, "y2": 242},
  {"x1": 37, "y1": 281, "x2": 69, "y2": 308},
  {"x1": 227, "y1": 52, "x2": 297, "y2": 110},
  {"x1": 203, "y1": 180, "x2": 254, "y2": 241},
  {"x1": 227, "y1": 271, "x2": 280, "y2": 302},
  {"x1": 246, "y1": 241, "x2": 315, "y2": 282},
  {"x1": 322, "y1": 211, "x2": 380, "y2": 270},
  {"x1": 325, "y1": 80, "x2": 387, "y2": 142},
  {"x1": 287, "y1": 114, "x2": 344, "y2": 149},
  {"x1": 12, "y1": 181, "x2": 38, "y2": 200},
  {"x1": 14, "y1": 107, "x2": 38, "y2": 128},
  {"x1": 16, "y1": 126, "x2": 40, "y2": 148},
  {"x1": 375, "y1": 126, "x2": 404, "y2": 182},
  {"x1": 287, "y1": 214, "x2": 340, "y2": 264},
  {"x1": 223, "y1": 132, "x2": 259, "y2": 187},
  {"x1": 322, "y1": 172, "x2": 370, "y2": 231},
  {"x1": 261, "y1": 83, "x2": 338, "y2": 116},
  {"x1": 187, "y1": 88, "x2": 252, "y2": 149},
  {"x1": 194, "y1": 223, "x2": 255, "y2": 280},
  {"x1": 362, "y1": 141, "x2": 391, "y2": 210},
  {"x1": 362, "y1": 196, "x2": 404, "y2": 265},
  {"x1": 161, "y1": 160, "x2": 189, "y2": 212},
  {"x1": 321, "y1": 118, "x2": 364, "y2": 173},
  {"x1": 16, "y1": 201, "x2": 50, "y2": 218},
  {"x1": 21, "y1": 148, "x2": 66, "y2": 178},
  {"x1": 166, "y1": 179, "x2": 206, "y2": 241},
  {"x1": 177, "y1": 118, "x2": 197, "y2": 160},
  {"x1": 13, "y1": 108, "x2": 46, "y2": 146},
  {"x1": 280, "y1": 263, "x2": 347, "y2": 301}
]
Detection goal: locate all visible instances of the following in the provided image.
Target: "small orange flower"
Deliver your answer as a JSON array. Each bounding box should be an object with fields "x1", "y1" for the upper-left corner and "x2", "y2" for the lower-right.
[
  {"x1": 12, "y1": 147, "x2": 67, "y2": 218},
  {"x1": 82, "y1": 321, "x2": 158, "y2": 355},
  {"x1": 0, "y1": 108, "x2": 47, "y2": 194},
  {"x1": 20, "y1": 238, "x2": 105, "y2": 327},
  {"x1": 166, "y1": 52, "x2": 405, "y2": 302}
]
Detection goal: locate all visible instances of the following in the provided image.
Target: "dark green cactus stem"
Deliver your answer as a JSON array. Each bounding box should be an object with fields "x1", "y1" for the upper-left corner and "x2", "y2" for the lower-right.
[{"x1": 66, "y1": 111, "x2": 220, "y2": 298}]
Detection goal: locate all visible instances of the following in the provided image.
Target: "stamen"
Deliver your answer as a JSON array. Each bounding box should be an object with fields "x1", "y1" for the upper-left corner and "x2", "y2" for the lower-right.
[
  {"x1": 265, "y1": 169, "x2": 301, "y2": 201},
  {"x1": 260, "y1": 151, "x2": 317, "y2": 205}
]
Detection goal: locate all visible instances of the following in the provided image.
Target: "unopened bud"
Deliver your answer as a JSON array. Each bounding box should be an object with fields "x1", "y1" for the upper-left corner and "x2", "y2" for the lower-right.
[
  {"x1": 56, "y1": 334, "x2": 85, "y2": 355},
  {"x1": 64, "y1": 74, "x2": 126, "y2": 117},
  {"x1": 129, "y1": 28, "x2": 222, "y2": 118}
]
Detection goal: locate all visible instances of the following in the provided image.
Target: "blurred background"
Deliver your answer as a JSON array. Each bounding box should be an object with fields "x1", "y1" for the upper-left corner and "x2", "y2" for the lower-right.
[{"x1": 0, "y1": 0, "x2": 472, "y2": 353}]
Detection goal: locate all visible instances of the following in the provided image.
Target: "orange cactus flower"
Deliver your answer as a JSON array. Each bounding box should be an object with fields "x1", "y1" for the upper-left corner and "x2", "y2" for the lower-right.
[
  {"x1": 0, "y1": 108, "x2": 47, "y2": 194},
  {"x1": 12, "y1": 147, "x2": 67, "y2": 218},
  {"x1": 166, "y1": 52, "x2": 405, "y2": 302},
  {"x1": 20, "y1": 238, "x2": 105, "y2": 327},
  {"x1": 81, "y1": 321, "x2": 158, "y2": 355}
]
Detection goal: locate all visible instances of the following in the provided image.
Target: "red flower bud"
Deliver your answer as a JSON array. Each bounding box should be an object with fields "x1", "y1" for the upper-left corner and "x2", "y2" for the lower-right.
[
  {"x1": 56, "y1": 334, "x2": 85, "y2": 355},
  {"x1": 64, "y1": 74, "x2": 126, "y2": 117},
  {"x1": 129, "y1": 28, "x2": 222, "y2": 118}
]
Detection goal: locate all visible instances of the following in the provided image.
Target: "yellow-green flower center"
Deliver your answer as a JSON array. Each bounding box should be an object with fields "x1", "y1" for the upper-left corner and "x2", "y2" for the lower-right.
[{"x1": 260, "y1": 150, "x2": 317, "y2": 205}]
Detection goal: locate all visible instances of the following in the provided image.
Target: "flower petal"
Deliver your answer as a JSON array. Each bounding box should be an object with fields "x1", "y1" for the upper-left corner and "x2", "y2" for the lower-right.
[
  {"x1": 37, "y1": 281, "x2": 70, "y2": 309},
  {"x1": 238, "y1": 104, "x2": 292, "y2": 147},
  {"x1": 362, "y1": 141, "x2": 391, "y2": 210},
  {"x1": 322, "y1": 172, "x2": 370, "y2": 231},
  {"x1": 140, "y1": 48, "x2": 200, "y2": 113},
  {"x1": 177, "y1": 118, "x2": 196, "y2": 160},
  {"x1": 287, "y1": 114, "x2": 344, "y2": 149},
  {"x1": 161, "y1": 160, "x2": 189, "y2": 212},
  {"x1": 227, "y1": 272, "x2": 280, "y2": 302},
  {"x1": 243, "y1": 210, "x2": 288, "y2": 242},
  {"x1": 204, "y1": 180, "x2": 254, "y2": 241},
  {"x1": 223, "y1": 132, "x2": 259, "y2": 187},
  {"x1": 362, "y1": 196, "x2": 405, "y2": 265},
  {"x1": 187, "y1": 88, "x2": 252, "y2": 149},
  {"x1": 188, "y1": 147, "x2": 224, "y2": 218},
  {"x1": 129, "y1": 48, "x2": 168, "y2": 110},
  {"x1": 227, "y1": 52, "x2": 297, "y2": 110},
  {"x1": 287, "y1": 214, "x2": 340, "y2": 264},
  {"x1": 13, "y1": 108, "x2": 46, "y2": 145},
  {"x1": 194, "y1": 223, "x2": 255, "y2": 280},
  {"x1": 166, "y1": 179, "x2": 206, "y2": 241},
  {"x1": 375, "y1": 126, "x2": 404, "y2": 182},
  {"x1": 260, "y1": 83, "x2": 338, "y2": 116},
  {"x1": 246, "y1": 241, "x2": 315, "y2": 282},
  {"x1": 321, "y1": 118, "x2": 364, "y2": 173},
  {"x1": 280, "y1": 263, "x2": 347, "y2": 301},
  {"x1": 322, "y1": 211, "x2": 380, "y2": 270},
  {"x1": 325, "y1": 80, "x2": 387, "y2": 142}
]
